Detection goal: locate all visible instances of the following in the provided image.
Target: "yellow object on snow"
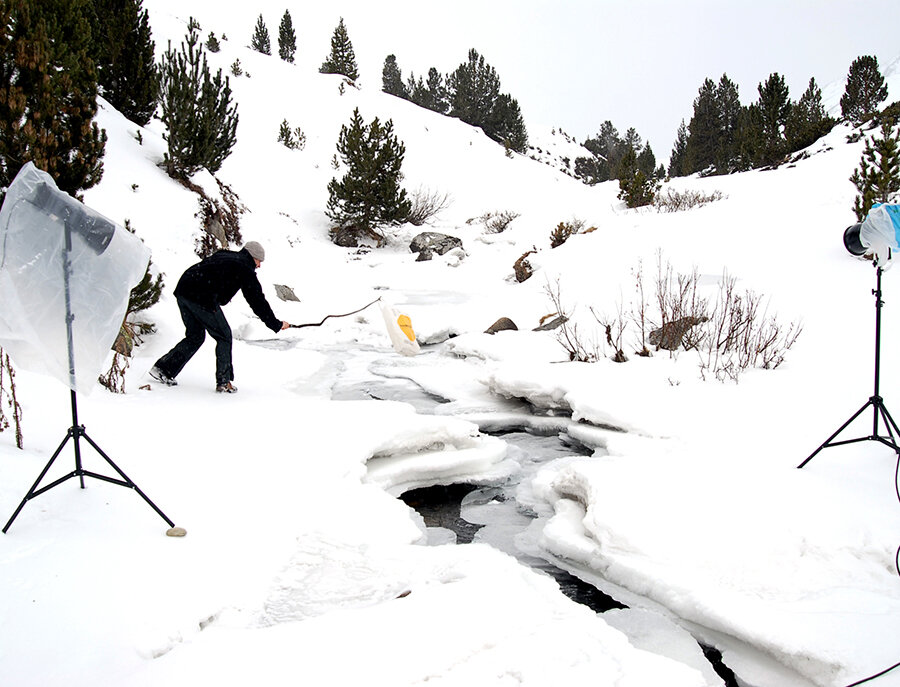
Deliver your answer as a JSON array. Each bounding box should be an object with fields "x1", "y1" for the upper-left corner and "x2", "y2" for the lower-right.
[{"x1": 381, "y1": 304, "x2": 420, "y2": 356}]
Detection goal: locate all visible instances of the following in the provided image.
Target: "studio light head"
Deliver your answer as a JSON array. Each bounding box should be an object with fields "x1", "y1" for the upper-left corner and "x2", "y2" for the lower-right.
[
  {"x1": 30, "y1": 181, "x2": 115, "y2": 255},
  {"x1": 843, "y1": 223, "x2": 866, "y2": 256},
  {"x1": 844, "y1": 204, "x2": 900, "y2": 267}
]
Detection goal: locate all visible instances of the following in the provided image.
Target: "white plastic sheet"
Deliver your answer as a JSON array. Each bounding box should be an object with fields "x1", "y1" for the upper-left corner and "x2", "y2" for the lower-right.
[
  {"x1": 0, "y1": 162, "x2": 150, "y2": 394},
  {"x1": 860, "y1": 203, "x2": 900, "y2": 267}
]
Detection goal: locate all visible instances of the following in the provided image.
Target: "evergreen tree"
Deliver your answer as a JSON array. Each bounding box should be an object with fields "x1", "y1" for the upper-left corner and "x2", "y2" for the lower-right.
[
  {"x1": 714, "y1": 74, "x2": 741, "y2": 172},
  {"x1": 683, "y1": 78, "x2": 720, "y2": 175},
  {"x1": 326, "y1": 108, "x2": 411, "y2": 243},
  {"x1": 684, "y1": 74, "x2": 742, "y2": 175},
  {"x1": 756, "y1": 72, "x2": 791, "y2": 166},
  {"x1": 668, "y1": 120, "x2": 688, "y2": 177},
  {"x1": 637, "y1": 143, "x2": 657, "y2": 178},
  {"x1": 785, "y1": 78, "x2": 835, "y2": 152},
  {"x1": 425, "y1": 67, "x2": 449, "y2": 114},
  {"x1": 159, "y1": 18, "x2": 239, "y2": 179},
  {"x1": 577, "y1": 121, "x2": 624, "y2": 184},
  {"x1": 850, "y1": 120, "x2": 900, "y2": 220},
  {"x1": 382, "y1": 54, "x2": 407, "y2": 98},
  {"x1": 0, "y1": 0, "x2": 106, "y2": 195},
  {"x1": 251, "y1": 14, "x2": 271, "y2": 55},
  {"x1": 320, "y1": 17, "x2": 358, "y2": 81},
  {"x1": 206, "y1": 32, "x2": 220, "y2": 53},
  {"x1": 89, "y1": 0, "x2": 158, "y2": 127},
  {"x1": 447, "y1": 48, "x2": 528, "y2": 152},
  {"x1": 617, "y1": 146, "x2": 659, "y2": 208},
  {"x1": 732, "y1": 104, "x2": 764, "y2": 172},
  {"x1": 841, "y1": 55, "x2": 888, "y2": 125},
  {"x1": 277, "y1": 10, "x2": 296, "y2": 63}
]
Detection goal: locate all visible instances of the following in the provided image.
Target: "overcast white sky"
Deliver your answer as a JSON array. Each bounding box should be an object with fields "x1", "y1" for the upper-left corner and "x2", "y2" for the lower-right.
[{"x1": 330, "y1": 0, "x2": 899, "y2": 162}]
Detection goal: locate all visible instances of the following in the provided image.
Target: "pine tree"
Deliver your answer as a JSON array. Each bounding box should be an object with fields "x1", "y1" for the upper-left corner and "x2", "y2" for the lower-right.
[
  {"x1": 578, "y1": 121, "x2": 624, "y2": 183},
  {"x1": 251, "y1": 14, "x2": 271, "y2": 55},
  {"x1": 756, "y1": 73, "x2": 791, "y2": 166},
  {"x1": 425, "y1": 68, "x2": 449, "y2": 114},
  {"x1": 159, "y1": 18, "x2": 239, "y2": 179},
  {"x1": 668, "y1": 120, "x2": 688, "y2": 177},
  {"x1": 447, "y1": 48, "x2": 527, "y2": 152},
  {"x1": 277, "y1": 10, "x2": 296, "y2": 63},
  {"x1": 841, "y1": 55, "x2": 888, "y2": 125},
  {"x1": 683, "y1": 78, "x2": 720, "y2": 175},
  {"x1": 206, "y1": 32, "x2": 220, "y2": 53},
  {"x1": 714, "y1": 74, "x2": 741, "y2": 173},
  {"x1": 326, "y1": 108, "x2": 411, "y2": 244},
  {"x1": 617, "y1": 146, "x2": 660, "y2": 208},
  {"x1": 382, "y1": 54, "x2": 407, "y2": 97},
  {"x1": 89, "y1": 0, "x2": 158, "y2": 127},
  {"x1": 850, "y1": 120, "x2": 900, "y2": 220},
  {"x1": 319, "y1": 17, "x2": 358, "y2": 81},
  {"x1": 785, "y1": 78, "x2": 835, "y2": 152},
  {"x1": 0, "y1": 0, "x2": 107, "y2": 195},
  {"x1": 732, "y1": 104, "x2": 764, "y2": 172}
]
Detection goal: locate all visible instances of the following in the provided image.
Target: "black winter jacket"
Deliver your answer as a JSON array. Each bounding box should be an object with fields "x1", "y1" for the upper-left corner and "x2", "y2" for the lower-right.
[{"x1": 174, "y1": 248, "x2": 282, "y2": 332}]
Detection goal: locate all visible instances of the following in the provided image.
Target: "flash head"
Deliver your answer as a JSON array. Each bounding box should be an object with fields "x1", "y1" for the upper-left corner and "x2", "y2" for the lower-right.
[{"x1": 843, "y1": 223, "x2": 867, "y2": 256}]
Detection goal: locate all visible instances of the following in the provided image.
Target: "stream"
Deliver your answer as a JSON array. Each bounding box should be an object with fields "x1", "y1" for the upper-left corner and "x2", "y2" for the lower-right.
[{"x1": 328, "y1": 355, "x2": 741, "y2": 687}]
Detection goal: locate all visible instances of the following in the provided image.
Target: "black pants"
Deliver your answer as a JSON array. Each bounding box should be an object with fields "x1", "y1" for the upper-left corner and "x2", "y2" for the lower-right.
[{"x1": 154, "y1": 297, "x2": 233, "y2": 385}]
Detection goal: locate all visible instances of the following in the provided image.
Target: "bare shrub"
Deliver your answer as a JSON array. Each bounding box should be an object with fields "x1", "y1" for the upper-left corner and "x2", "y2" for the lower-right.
[
  {"x1": 653, "y1": 255, "x2": 708, "y2": 356},
  {"x1": 406, "y1": 186, "x2": 452, "y2": 226},
  {"x1": 629, "y1": 260, "x2": 651, "y2": 356},
  {"x1": 697, "y1": 274, "x2": 803, "y2": 382},
  {"x1": 654, "y1": 188, "x2": 726, "y2": 213},
  {"x1": 543, "y1": 255, "x2": 801, "y2": 381},
  {"x1": 545, "y1": 280, "x2": 600, "y2": 362},
  {"x1": 468, "y1": 210, "x2": 520, "y2": 233},
  {"x1": 591, "y1": 302, "x2": 628, "y2": 362},
  {"x1": 0, "y1": 348, "x2": 23, "y2": 448}
]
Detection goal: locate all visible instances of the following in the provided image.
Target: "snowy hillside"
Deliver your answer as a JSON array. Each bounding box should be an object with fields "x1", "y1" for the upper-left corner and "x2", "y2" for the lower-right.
[{"x1": 2, "y1": 3, "x2": 900, "y2": 687}]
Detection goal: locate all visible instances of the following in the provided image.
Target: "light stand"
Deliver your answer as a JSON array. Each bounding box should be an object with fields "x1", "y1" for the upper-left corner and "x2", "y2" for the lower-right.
[
  {"x1": 3, "y1": 218, "x2": 175, "y2": 533},
  {"x1": 799, "y1": 264, "x2": 900, "y2": 468}
]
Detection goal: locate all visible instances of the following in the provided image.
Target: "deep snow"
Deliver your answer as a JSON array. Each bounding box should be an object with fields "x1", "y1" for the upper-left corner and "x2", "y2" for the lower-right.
[{"x1": 1, "y1": 3, "x2": 900, "y2": 686}]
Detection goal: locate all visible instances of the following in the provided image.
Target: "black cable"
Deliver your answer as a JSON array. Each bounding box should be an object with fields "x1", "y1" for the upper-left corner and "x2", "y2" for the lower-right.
[{"x1": 844, "y1": 660, "x2": 900, "y2": 687}]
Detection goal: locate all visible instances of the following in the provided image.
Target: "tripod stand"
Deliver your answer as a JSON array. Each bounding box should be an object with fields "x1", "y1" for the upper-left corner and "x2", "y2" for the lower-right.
[
  {"x1": 3, "y1": 222, "x2": 175, "y2": 533},
  {"x1": 799, "y1": 264, "x2": 900, "y2": 468}
]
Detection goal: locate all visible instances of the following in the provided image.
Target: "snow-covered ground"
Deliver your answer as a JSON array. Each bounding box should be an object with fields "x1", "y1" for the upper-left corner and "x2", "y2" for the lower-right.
[{"x1": 2, "y1": 3, "x2": 900, "y2": 686}]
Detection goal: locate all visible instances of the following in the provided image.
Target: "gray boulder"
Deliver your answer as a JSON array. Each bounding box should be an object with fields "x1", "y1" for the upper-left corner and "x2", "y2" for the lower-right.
[{"x1": 410, "y1": 232, "x2": 463, "y2": 261}]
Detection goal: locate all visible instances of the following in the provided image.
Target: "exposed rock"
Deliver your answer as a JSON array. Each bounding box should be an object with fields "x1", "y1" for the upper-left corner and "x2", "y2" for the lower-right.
[
  {"x1": 649, "y1": 316, "x2": 709, "y2": 350},
  {"x1": 274, "y1": 284, "x2": 301, "y2": 302},
  {"x1": 532, "y1": 315, "x2": 567, "y2": 332},
  {"x1": 485, "y1": 317, "x2": 518, "y2": 334},
  {"x1": 410, "y1": 232, "x2": 463, "y2": 258}
]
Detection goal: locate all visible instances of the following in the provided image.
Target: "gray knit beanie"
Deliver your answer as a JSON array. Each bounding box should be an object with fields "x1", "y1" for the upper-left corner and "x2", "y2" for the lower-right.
[{"x1": 244, "y1": 241, "x2": 265, "y2": 262}]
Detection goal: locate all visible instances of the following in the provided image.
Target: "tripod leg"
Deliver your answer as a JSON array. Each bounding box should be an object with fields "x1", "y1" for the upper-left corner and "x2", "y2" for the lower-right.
[
  {"x1": 798, "y1": 399, "x2": 873, "y2": 468},
  {"x1": 80, "y1": 431, "x2": 175, "y2": 528},
  {"x1": 3, "y1": 432, "x2": 73, "y2": 533}
]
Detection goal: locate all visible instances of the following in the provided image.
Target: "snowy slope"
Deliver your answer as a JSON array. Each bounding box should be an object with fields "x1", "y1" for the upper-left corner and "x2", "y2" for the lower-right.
[{"x1": 1, "y1": 3, "x2": 900, "y2": 687}]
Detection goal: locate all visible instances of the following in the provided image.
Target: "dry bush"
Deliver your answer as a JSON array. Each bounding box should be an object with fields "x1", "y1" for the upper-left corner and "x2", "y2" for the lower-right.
[
  {"x1": 0, "y1": 349, "x2": 23, "y2": 448},
  {"x1": 544, "y1": 280, "x2": 600, "y2": 362},
  {"x1": 654, "y1": 188, "x2": 725, "y2": 213},
  {"x1": 550, "y1": 218, "x2": 592, "y2": 248},
  {"x1": 697, "y1": 273, "x2": 802, "y2": 382},
  {"x1": 543, "y1": 256, "x2": 801, "y2": 382},
  {"x1": 468, "y1": 210, "x2": 520, "y2": 234},
  {"x1": 653, "y1": 256, "x2": 708, "y2": 354},
  {"x1": 406, "y1": 186, "x2": 452, "y2": 226}
]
